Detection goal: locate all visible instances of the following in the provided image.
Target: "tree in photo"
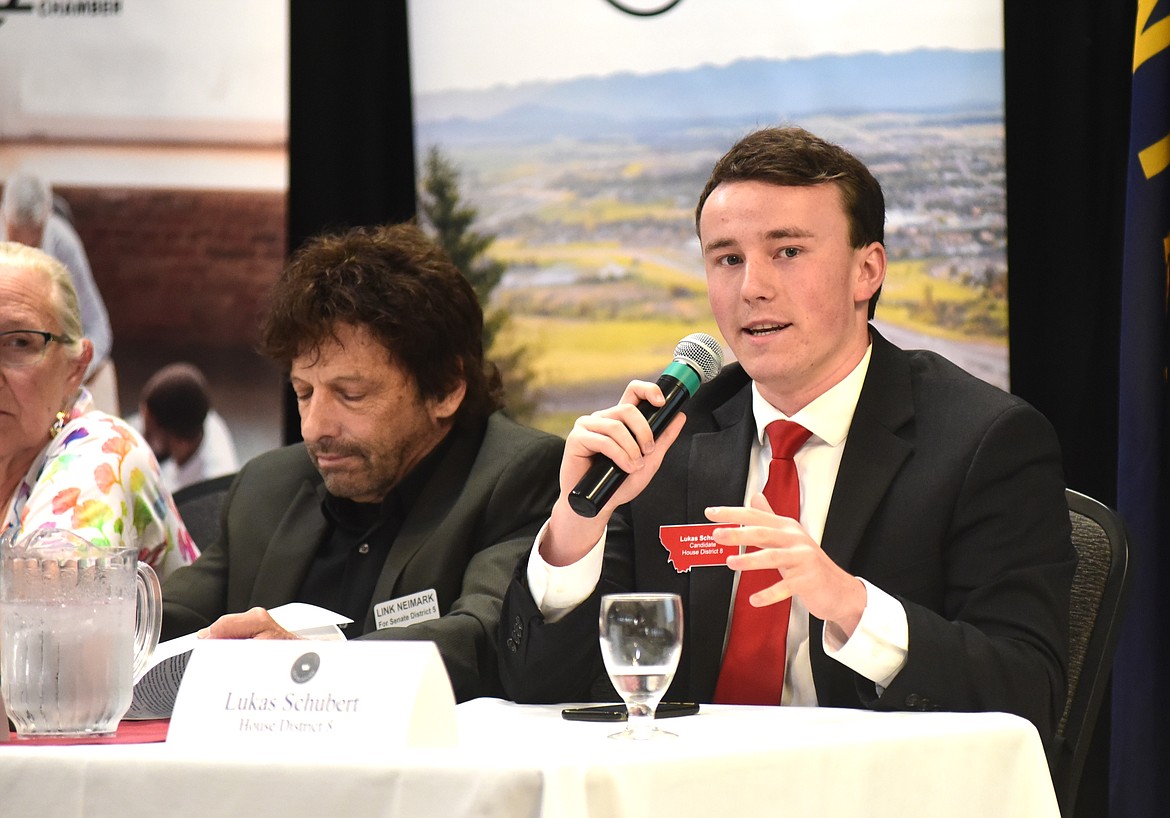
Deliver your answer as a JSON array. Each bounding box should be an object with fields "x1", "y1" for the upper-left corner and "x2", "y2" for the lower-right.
[{"x1": 418, "y1": 146, "x2": 538, "y2": 421}]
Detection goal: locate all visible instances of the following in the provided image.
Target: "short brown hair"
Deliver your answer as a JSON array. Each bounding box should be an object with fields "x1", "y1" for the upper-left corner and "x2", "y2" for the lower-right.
[
  {"x1": 696, "y1": 127, "x2": 886, "y2": 317},
  {"x1": 261, "y1": 222, "x2": 503, "y2": 425}
]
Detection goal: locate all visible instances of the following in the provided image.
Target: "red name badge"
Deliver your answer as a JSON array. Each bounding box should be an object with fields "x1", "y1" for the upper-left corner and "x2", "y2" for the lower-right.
[{"x1": 659, "y1": 523, "x2": 739, "y2": 572}]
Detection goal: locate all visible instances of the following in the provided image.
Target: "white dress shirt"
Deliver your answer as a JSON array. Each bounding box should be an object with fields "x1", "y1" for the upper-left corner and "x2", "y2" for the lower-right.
[
  {"x1": 127, "y1": 410, "x2": 241, "y2": 493},
  {"x1": 528, "y1": 342, "x2": 910, "y2": 702},
  {"x1": 160, "y1": 410, "x2": 240, "y2": 493}
]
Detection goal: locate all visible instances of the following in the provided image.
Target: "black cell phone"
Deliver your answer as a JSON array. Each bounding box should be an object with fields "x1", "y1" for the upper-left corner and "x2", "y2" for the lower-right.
[{"x1": 561, "y1": 702, "x2": 700, "y2": 722}]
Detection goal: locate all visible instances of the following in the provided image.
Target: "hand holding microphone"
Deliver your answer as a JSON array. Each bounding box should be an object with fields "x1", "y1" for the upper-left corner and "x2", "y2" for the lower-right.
[{"x1": 567, "y1": 333, "x2": 723, "y2": 518}]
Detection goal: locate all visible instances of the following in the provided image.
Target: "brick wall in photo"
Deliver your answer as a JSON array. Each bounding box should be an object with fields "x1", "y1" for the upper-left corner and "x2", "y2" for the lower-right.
[{"x1": 58, "y1": 186, "x2": 287, "y2": 350}]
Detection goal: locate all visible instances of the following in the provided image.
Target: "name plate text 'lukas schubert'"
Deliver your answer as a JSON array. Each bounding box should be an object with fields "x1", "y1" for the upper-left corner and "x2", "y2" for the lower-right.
[{"x1": 167, "y1": 639, "x2": 456, "y2": 750}]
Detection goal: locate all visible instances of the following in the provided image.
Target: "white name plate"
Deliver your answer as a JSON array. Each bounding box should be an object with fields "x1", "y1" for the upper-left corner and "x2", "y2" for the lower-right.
[{"x1": 167, "y1": 640, "x2": 456, "y2": 749}]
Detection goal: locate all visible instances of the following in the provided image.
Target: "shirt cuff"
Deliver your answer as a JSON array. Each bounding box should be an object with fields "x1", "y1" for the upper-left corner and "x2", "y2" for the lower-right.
[
  {"x1": 525, "y1": 519, "x2": 606, "y2": 623},
  {"x1": 823, "y1": 578, "x2": 908, "y2": 690}
]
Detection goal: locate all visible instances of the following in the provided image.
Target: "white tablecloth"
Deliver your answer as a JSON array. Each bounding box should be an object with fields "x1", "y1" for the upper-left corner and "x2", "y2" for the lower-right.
[{"x1": 1, "y1": 700, "x2": 1059, "y2": 818}]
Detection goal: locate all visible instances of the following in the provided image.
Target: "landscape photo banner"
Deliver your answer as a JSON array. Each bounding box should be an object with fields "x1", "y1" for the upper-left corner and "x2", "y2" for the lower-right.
[{"x1": 408, "y1": 0, "x2": 1008, "y2": 434}]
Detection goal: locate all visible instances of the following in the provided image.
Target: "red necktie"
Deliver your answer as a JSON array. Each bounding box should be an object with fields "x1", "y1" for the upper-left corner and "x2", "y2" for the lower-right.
[{"x1": 713, "y1": 420, "x2": 812, "y2": 705}]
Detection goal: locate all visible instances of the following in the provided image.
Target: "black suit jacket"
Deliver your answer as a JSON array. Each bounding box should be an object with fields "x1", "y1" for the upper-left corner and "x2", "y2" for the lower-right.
[
  {"x1": 501, "y1": 329, "x2": 1075, "y2": 740},
  {"x1": 163, "y1": 412, "x2": 563, "y2": 702}
]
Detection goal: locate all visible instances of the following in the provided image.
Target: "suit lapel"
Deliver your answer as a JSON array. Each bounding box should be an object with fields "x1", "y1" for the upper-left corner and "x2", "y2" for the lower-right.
[
  {"x1": 365, "y1": 425, "x2": 480, "y2": 623},
  {"x1": 251, "y1": 480, "x2": 329, "y2": 609},
  {"x1": 808, "y1": 331, "x2": 915, "y2": 701},
  {"x1": 673, "y1": 332, "x2": 915, "y2": 700},
  {"x1": 685, "y1": 384, "x2": 755, "y2": 699},
  {"x1": 820, "y1": 330, "x2": 915, "y2": 571}
]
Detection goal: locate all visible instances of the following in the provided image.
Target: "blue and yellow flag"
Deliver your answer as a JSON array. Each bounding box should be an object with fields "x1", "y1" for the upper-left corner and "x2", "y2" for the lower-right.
[{"x1": 1113, "y1": 2, "x2": 1170, "y2": 817}]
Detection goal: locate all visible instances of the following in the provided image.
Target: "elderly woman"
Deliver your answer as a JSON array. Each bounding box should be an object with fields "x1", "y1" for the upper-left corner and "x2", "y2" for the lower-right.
[{"x1": 0, "y1": 241, "x2": 197, "y2": 577}]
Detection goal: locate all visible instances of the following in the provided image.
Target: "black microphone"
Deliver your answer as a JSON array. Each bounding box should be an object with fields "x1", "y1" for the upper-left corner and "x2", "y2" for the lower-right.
[{"x1": 567, "y1": 333, "x2": 724, "y2": 518}]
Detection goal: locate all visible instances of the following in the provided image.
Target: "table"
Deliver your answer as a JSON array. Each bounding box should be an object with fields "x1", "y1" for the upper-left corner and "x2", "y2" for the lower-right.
[{"x1": 1, "y1": 699, "x2": 1059, "y2": 818}]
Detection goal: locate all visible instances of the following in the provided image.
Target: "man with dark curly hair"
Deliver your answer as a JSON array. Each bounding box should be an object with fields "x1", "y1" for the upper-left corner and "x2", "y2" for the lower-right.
[{"x1": 162, "y1": 223, "x2": 563, "y2": 701}]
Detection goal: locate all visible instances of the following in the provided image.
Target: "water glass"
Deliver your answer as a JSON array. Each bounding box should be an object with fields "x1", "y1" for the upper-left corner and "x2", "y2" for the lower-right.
[{"x1": 598, "y1": 592, "x2": 683, "y2": 740}]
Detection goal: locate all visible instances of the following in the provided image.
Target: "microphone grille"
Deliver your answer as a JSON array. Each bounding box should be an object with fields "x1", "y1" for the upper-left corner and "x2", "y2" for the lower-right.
[{"x1": 674, "y1": 333, "x2": 724, "y2": 383}]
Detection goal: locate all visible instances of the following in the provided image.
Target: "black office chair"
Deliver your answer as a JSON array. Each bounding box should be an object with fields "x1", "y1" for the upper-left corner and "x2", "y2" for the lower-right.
[
  {"x1": 172, "y1": 473, "x2": 236, "y2": 552},
  {"x1": 1049, "y1": 489, "x2": 1130, "y2": 818}
]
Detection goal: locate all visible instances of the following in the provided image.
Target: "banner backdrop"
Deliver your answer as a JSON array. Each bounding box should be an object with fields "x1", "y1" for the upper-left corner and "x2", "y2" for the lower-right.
[
  {"x1": 408, "y1": 0, "x2": 1008, "y2": 433},
  {"x1": 0, "y1": 1, "x2": 287, "y2": 462}
]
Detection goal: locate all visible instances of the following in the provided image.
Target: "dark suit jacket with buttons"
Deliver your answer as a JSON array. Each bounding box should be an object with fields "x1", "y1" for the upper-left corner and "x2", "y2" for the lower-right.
[
  {"x1": 500, "y1": 328, "x2": 1076, "y2": 741},
  {"x1": 162, "y1": 411, "x2": 564, "y2": 702}
]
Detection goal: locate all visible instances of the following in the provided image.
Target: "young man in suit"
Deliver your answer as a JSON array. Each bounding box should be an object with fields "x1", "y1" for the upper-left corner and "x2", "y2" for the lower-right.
[
  {"x1": 162, "y1": 223, "x2": 563, "y2": 702},
  {"x1": 499, "y1": 127, "x2": 1075, "y2": 742}
]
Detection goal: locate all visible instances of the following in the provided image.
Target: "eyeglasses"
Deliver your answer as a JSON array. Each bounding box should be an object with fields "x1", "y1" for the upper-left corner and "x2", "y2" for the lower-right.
[{"x1": 0, "y1": 330, "x2": 73, "y2": 369}]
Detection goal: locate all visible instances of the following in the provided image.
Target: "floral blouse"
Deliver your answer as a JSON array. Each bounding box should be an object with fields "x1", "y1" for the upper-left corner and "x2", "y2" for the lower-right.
[{"x1": 1, "y1": 389, "x2": 199, "y2": 578}]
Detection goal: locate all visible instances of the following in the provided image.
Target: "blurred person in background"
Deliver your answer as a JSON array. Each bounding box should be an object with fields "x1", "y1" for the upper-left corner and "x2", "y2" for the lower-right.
[
  {"x1": 134, "y1": 362, "x2": 239, "y2": 494},
  {"x1": 1, "y1": 171, "x2": 119, "y2": 415},
  {"x1": 0, "y1": 242, "x2": 197, "y2": 577}
]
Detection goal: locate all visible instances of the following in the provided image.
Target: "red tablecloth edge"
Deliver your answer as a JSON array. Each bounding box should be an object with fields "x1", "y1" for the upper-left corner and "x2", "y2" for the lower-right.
[{"x1": 4, "y1": 718, "x2": 170, "y2": 746}]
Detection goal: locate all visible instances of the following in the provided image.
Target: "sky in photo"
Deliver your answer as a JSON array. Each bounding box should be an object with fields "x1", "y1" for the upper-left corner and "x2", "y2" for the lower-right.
[{"x1": 408, "y1": 0, "x2": 1002, "y2": 92}]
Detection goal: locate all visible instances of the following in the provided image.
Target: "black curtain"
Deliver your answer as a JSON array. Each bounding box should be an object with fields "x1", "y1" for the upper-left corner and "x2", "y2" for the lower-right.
[
  {"x1": 289, "y1": 2, "x2": 1135, "y2": 813},
  {"x1": 1005, "y1": 3, "x2": 1132, "y2": 507},
  {"x1": 1005, "y1": 5, "x2": 1132, "y2": 814},
  {"x1": 285, "y1": 0, "x2": 418, "y2": 444},
  {"x1": 1001, "y1": 4, "x2": 1127, "y2": 814}
]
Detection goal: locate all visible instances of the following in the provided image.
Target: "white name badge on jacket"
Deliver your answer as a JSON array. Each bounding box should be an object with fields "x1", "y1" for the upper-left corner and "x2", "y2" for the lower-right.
[{"x1": 375, "y1": 589, "x2": 440, "y2": 630}]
